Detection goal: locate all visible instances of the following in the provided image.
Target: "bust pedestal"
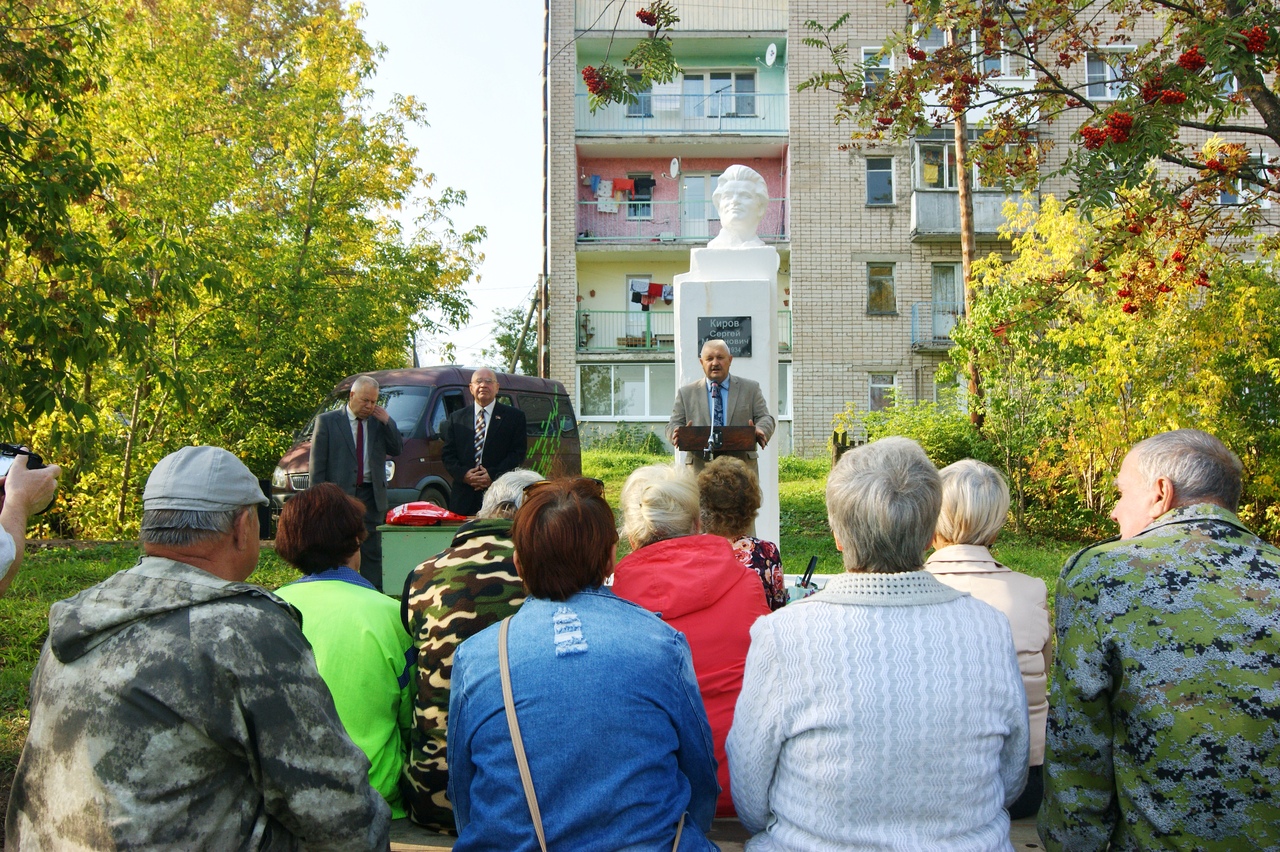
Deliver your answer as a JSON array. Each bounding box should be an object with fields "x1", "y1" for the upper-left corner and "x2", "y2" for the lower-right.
[{"x1": 673, "y1": 246, "x2": 780, "y2": 545}]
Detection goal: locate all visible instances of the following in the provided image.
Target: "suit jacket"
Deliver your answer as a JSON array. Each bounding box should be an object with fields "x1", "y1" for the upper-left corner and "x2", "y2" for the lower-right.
[
  {"x1": 666, "y1": 374, "x2": 775, "y2": 459},
  {"x1": 440, "y1": 402, "x2": 528, "y2": 515},
  {"x1": 309, "y1": 408, "x2": 404, "y2": 514}
]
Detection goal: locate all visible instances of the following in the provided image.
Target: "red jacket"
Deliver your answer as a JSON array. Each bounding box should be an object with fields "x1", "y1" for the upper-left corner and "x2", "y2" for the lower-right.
[{"x1": 612, "y1": 534, "x2": 769, "y2": 816}]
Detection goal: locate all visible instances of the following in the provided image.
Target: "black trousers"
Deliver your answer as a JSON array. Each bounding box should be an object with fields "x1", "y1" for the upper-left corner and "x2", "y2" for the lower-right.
[
  {"x1": 1008, "y1": 763, "x2": 1043, "y2": 820},
  {"x1": 354, "y1": 483, "x2": 383, "y2": 590}
]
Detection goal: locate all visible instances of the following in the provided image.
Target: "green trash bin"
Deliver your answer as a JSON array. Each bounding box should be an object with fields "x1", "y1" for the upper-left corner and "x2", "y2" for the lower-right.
[{"x1": 378, "y1": 522, "x2": 465, "y2": 597}]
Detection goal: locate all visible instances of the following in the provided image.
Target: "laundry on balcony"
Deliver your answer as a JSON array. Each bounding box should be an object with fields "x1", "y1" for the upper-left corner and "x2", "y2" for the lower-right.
[
  {"x1": 613, "y1": 178, "x2": 635, "y2": 193},
  {"x1": 595, "y1": 179, "x2": 617, "y2": 213}
]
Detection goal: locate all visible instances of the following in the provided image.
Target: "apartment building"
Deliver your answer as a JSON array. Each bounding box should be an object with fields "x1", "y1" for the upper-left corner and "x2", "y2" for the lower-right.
[{"x1": 543, "y1": 0, "x2": 1255, "y2": 456}]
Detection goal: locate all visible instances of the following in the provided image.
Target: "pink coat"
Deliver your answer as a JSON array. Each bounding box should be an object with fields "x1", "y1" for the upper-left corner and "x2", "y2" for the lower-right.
[
  {"x1": 925, "y1": 543, "x2": 1052, "y2": 766},
  {"x1": 612, "y1": 534, "x2": 770, "y2": 816}
]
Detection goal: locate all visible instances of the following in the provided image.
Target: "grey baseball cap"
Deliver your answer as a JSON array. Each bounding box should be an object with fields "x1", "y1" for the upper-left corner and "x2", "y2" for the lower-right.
[{"x1": 143, "y1": 446, "x2": 268, "y2": 512}]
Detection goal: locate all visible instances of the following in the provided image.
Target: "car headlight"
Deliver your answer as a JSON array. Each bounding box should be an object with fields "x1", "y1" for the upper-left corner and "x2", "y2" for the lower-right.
[
  {"x1": 384, "y1": 460, "x2": 395, "y2": 482},
  {"x1": 271, "y1": 467, "x2": 288, "y2": 489}
]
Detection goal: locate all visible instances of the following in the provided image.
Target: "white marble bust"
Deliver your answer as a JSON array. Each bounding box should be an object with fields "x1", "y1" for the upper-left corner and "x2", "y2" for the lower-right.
[{"x1": 706, "y1": 165, "x2": 769, "y2": 249}]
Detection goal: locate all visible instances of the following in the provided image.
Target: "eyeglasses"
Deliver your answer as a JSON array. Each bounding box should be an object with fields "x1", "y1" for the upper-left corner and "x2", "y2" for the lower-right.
[{"x1": 523, "y1": 477, "x2": 605, "y2": 499}]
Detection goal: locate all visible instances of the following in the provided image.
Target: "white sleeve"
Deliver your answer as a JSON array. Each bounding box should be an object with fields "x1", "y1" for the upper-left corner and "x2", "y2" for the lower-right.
[{"x1": 0, "y1": 529, "x2": 15, "y2": 583}]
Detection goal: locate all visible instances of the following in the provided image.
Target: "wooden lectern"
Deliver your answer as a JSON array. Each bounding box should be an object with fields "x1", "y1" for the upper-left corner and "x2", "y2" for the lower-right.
[{"x1": 672, "y1": 425, "x2": 757, "y2": 457}]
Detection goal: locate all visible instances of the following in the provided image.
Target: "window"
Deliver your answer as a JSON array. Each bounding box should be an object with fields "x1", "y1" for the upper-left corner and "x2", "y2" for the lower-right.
[
  {"x1": 578, "y1": 363, "x2": 674, "y2": 418},
  {"x1": 1221, "y1": 154, "x2": 1273, "y2": 208},
  {"x1": 863, "y1": 47, "x2": 890, "y2": 95},
  {"x1": 868, "y1": 263, "x2": 897, "y2": 314},
  {"x1": 870, "y1": 373, "x2": 897, "y2": 412},
  {"x1": 778, "y1": 362, "x2": 792, "y2": 418},
  {"x1": 1216, "y1": 71, "x2": 1238, "y2": 96},
  {"x1": 866, "y1": 157, "x2": 894, "y2": 205},
  {"x1": 683, "y1": 71, "x2": 756, "y2": 118},
  {"x1": 918, "y1": 24, "x2": 947, "y2": 56},
  {"x1": 627, "y1": 173, "x2": 655, "y2": 219},
  {"x1": 627, "y1": 73, "x2": 652, "y2": 117},
  {"x1": 918, "y1": 139, "x2": 958, "y2": 189},
  {"x1": 1086, "y1": 51, "x2": 1129, "y2": 101}
]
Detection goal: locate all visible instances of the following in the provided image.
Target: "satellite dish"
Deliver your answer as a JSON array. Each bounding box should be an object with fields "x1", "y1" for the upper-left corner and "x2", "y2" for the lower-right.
[
  {"x1": 765, "y1": 43, "x2": 777, "y2": 67},
  {"x1": 670, "y1": 157, "x2": 681, "y2": 178}
]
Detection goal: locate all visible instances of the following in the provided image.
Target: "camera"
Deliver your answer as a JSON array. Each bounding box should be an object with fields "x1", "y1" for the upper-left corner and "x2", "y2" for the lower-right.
[{"x1": 0, "y1": 444, "x2": 47, "y2": 486}]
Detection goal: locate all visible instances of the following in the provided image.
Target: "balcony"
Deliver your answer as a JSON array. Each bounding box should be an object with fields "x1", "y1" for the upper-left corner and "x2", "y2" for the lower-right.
[
  {"x1": 910, "y1": 191, "x2": 1038, "y2": 242},
  {"x1": 911, "y1": 301, "x2": 963, "y2": 351},
  {"x1": 577, "y1": 309, "x2": 794, "y2": 353},
  {"x1": 576, "y1": 92, "x2": 788, "y2": 136},
  {"x1": 576, "y1": 0, "x2": 786, "y2": 32},
  {"x1": 578, "y1": 198, "x2": 787, "y2": 244}
]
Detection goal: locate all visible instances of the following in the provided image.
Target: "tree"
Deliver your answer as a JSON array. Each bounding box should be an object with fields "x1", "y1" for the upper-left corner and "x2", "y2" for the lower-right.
[
  {"x1": 578, "y1": 0, "x2": 680, "y2": 110},
  {"x1": 800, "y1": 1, "x2": 1280, "y2": 216},
  {"x1": 482, "y1": 303, "x2": 539, "y2": 375}
]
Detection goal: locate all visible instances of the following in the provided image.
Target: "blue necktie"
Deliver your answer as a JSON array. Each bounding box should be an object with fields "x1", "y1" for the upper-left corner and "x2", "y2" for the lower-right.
[{"x1": 711, "y1": 382, "x2": 724, "y2": 427}]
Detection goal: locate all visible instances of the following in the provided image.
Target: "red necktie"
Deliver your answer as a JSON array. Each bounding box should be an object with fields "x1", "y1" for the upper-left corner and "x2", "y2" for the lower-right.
[{"x1": 355, "y1": 418, "x2": 365, "y2": 486}]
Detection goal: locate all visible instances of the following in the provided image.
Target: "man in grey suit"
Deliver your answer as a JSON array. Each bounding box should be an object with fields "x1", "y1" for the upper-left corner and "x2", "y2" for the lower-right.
[
  {"x1": 667, "y1": 339, "x2": 775, "y2": 476},
  {"x1": 309, "y1": 375, "x2": 403, "y2": 588}
]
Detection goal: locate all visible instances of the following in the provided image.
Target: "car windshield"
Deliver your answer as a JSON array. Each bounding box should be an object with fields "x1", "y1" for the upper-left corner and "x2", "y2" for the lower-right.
[{"x1": 302, "y1": 385, "x2": 433, "y2": 440}]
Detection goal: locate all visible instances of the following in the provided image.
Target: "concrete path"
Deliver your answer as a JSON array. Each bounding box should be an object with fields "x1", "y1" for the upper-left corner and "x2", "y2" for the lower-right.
[{"x1": 390, "y1": 816, "x2": 1044, "y2": 850}]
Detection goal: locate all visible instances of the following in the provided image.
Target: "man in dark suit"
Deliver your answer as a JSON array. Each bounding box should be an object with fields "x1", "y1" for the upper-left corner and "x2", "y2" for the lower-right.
[
  {"x1": 667, "y1": 338, "x2": 775, "y2": 477},
  {"x1": 441, "y1": 368, "x2": 527, "y2": 516},
  {"x1": 309, "y1": 375, "x2": 403, "y2": 587}
]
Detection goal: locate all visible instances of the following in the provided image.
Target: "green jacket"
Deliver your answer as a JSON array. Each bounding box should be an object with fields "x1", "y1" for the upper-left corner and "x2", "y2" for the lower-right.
[{"x1": 1039, "y1": 503, "x2": 1280, "y2": 851}]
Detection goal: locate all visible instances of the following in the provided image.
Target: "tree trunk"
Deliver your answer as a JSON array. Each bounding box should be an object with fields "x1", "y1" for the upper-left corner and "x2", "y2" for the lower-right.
[
  {"x1": 953, "y1": 106, "x2": 984, "y2": 429},
  {"x1": 116, "y1": 370, "x2": 148, "y2": 527}
]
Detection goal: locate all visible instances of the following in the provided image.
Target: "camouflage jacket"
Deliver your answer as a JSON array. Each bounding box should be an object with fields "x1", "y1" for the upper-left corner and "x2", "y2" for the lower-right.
[
  {"x1": 1039, "y1": 504, "x2": 1280, "y2": 851},
  {"x1": 399, "y1": 517, "x2": 525, "y2": 832},
  {"x1": 5, "y1": 556, "x2": 390, "y2": 851}
]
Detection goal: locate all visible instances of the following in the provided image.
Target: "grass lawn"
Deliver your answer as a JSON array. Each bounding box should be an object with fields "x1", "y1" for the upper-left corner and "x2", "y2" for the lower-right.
[{"x1": 0, "y1": 452, "x2": 1086, "y2": 821}]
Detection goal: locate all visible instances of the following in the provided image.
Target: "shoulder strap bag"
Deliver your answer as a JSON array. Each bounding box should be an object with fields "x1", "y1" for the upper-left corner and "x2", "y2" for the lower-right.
[{"x1": 498, "y1": 615, "x2": 687, "y2": 852}]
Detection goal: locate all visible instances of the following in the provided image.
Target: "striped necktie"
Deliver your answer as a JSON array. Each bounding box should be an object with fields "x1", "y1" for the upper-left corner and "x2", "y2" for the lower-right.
[{"x1": 474, "y1": 408, "x2": 487, "y2": 464}]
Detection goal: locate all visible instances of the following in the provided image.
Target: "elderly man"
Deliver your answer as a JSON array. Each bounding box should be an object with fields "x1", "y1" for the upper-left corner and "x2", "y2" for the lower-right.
[
  {"x1": 310, "y1": 374, "x2": 403, "y2": 588},
  {"x1": 668, "y1": 338, "x2": 774, "y2": 476},
  {"x1": 440, "y1": 368, "x2": 527, "y2": 516},
  {"x1": 5, "y1": 446, "x2": 389, "y2": 849},
  {"x1": 400, "y1": 468, "x2": 542, "y2": 832},
  {"x1": 1040, "y1": 429, "x2": 1280, "y2": 850},
  {"x1": 0, "y1": 448, "x2": 61, "y2": 597},
  {"x1": 706, "y1": 165, "x2": 770, "y2": 249}
]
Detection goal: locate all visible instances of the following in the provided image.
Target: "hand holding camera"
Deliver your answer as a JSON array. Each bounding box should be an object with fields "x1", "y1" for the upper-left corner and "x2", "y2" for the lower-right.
[{"x1": 0, "y1": 444, "x2": 61, "y2": 517}]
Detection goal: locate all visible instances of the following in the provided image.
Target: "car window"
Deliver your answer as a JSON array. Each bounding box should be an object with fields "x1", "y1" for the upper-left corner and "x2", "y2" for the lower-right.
[
  {"x1": 301, "y1": 397, "x2": 348, "y2": 440},
  {"x1": 429, "y1": 390, "x2": 466, "y2": 436},
  {"x1": 517, "y1": 395, "x2": 554, "y2": 437},
  {"x1": 380, "y1": 386, "x2": 433, "y2": 438},
  {"x1": 496, "y1": 393, "x2": 514, "y2": 407}
]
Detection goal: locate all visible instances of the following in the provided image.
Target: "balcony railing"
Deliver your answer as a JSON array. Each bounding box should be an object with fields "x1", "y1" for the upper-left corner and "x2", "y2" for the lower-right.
[
  {"x1": 577, "y1": 309, "x2": 794, "y2": 353},
  {"x1": 576, "y1": 0, "x2": 786, "y2": 32},
  {"x1": 911, "y1": 301, "x2": 964, "y2": 350},
  {"x1": 910, "y1": 191, "x2": 1038, "y2": 241},
  {"x1": 578, "y1": 198, "x2": 787, "y2": 244},
  {"x1": 576, "y1": 92, "x2": 788, "y2": 136}
]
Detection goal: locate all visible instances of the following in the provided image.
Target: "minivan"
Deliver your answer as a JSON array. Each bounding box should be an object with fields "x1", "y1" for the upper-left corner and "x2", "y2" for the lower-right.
[{"x1": 270, "y1": 366, "x2": 581, "y2": 512}]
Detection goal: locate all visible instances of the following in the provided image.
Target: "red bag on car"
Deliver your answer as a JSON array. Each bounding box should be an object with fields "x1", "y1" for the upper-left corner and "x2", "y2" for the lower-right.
[{"x1": 385, "y1": 501, "x2": 467, "y2": 526}]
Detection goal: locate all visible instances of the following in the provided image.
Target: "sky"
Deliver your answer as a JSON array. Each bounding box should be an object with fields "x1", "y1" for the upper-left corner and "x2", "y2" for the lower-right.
[{"x1": 356, "y1": 0, "x2": 546, "y2": 369}]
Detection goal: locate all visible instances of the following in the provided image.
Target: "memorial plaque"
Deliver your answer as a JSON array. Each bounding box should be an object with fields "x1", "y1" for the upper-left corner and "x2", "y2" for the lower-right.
[{"x1": 697, "y1": 316, "x2": 752, "y2": 357}]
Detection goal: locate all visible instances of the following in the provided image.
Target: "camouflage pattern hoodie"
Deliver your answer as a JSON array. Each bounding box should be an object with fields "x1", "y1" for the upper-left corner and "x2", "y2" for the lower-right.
[{"x1": 5, "y1": 556, "x2": 390, "y2": 851}]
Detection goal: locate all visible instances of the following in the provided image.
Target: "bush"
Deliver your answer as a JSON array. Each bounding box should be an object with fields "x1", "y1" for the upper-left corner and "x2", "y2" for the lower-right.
[
  {"x1": 831, "y1": 391, "x2": 992, "y2": 469},
  {"x1": 582, "y1": 423, "x2": 667, "y2": 455}
]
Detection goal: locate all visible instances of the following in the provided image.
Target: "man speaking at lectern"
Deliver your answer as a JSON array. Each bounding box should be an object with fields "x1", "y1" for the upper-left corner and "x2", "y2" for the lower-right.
[{"x1": 668, "y1": 339, "x2": 775, "y2": 476}]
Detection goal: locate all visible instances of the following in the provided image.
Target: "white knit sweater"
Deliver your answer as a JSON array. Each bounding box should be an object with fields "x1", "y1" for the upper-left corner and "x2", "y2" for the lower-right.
[{"x1": 726, "y1": 571, "x2": 1029, "y2": 852}]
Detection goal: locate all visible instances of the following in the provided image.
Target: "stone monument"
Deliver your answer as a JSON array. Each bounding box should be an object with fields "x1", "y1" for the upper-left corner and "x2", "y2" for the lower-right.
[{"x1": 672, "y1": 165, "x2": 781, "y2": 544}]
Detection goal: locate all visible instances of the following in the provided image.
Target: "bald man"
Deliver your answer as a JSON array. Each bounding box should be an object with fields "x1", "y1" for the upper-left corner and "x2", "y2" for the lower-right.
[
  {"x1": 667, "y1": 339, "x2": 774, "y2": 476},
  {"x1": 441, "y1": 368, "x2": 527, "y2": 516}
]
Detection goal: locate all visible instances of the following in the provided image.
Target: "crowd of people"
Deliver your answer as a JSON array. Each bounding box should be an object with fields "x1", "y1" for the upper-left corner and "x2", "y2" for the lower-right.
[{"x1": 4, "y1": 422, "x2": 1279, "y2": 851}]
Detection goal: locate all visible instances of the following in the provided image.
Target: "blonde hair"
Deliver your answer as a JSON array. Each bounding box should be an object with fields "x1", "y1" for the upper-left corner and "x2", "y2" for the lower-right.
[
  {"x1": 619, "y1": 464, "x2": 700, "y2": 548},
  {"x1": 935, "y1": 459, "x2": 1010, "y2": 547}
]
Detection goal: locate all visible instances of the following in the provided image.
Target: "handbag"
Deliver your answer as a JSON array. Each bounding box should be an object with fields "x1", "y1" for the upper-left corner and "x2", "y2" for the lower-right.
[{"x1": 498, "y1": 615, "x2": 687, "y2": 852}]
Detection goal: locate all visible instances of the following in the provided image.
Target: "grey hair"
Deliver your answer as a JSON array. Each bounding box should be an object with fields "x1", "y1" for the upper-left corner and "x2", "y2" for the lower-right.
[
  {"x1": 935, "y1": 459, "x2": 1010, "y2": 547},
  {"x1": 700, "y1": 338, "x2": 730, "y2": 359},
  {"x1": 140, "y1": 507, "x2": 253, "y2": 546},
  {"x1": 478, "y1": 468, "x2": 545, "y2": 520},
  {"x1": 712, "y1": 165, "x2": 768, "y2": 205},
  {"x1": 619, "y1": 463, "x2": 700, "y2": 548},
  {"x1": 1131, "y1": 429, "x2": 1243, "y2": 512},
  {"x1": 826, "y1": 437, "x2": 941, "y2": 574},
  {"x1": 350, "y1": 375, "x2": 379, "y2": 395}
]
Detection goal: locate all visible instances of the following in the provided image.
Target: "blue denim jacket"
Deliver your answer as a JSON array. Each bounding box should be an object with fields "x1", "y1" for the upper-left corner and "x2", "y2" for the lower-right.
[{"x1": 447, "y1": 586, "x2": 720, "y2": 851}]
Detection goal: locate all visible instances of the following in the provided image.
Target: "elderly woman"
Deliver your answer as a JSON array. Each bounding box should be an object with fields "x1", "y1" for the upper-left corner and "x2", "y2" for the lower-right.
[
  {"x1": 697, "y1": 456, "x2": 787, "y2": 611},
  {"x1": 400, "y1": 467, "x2": 543, "y2": 831},
  {"x1": 925, "y1": 459, "x2": 1051, "y2": 819},
  {"x1": 727, "y1": 438, "x2": 1029, "y2": 850},
  {"x1": 274, "y1": 483, "x2": 413, "y2": 819},
  {"x1": 612, "y1": 463, "x2": 769, "y2": 817},
  {"x1": 446, "y1": 478, "x2": 719, "y2": 850}
]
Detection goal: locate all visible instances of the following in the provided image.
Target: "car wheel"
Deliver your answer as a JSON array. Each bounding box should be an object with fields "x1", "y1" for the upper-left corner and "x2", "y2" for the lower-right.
[{"x1": 419, "y1": 486, "x2": 447, "y2": 508}]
